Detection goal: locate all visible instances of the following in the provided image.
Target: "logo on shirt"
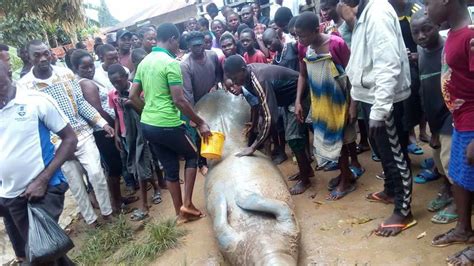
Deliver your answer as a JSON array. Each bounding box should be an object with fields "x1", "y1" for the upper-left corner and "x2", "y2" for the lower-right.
[
  {"x1": 15, "y1": 105, "x2": 28, "y2": 121},
  {"x1": 18, "y1": 105, "x2": 26, "y2": 117}
]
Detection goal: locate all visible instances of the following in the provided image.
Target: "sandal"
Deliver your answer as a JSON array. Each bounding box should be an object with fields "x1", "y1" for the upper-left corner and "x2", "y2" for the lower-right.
[
  {"x1": 356, "y1": 144, "x2": 370, "y2": 154},
  {"x1": 323, "y1": 161, "x2": 339, "y2": 171},
  {"x1": 349, "y1": 166, "x2": 365, "y2": 179},
  {"x1": 431, "y1": 209, "x2": 459, "y2": 224},
  {"x1": 326, "y1": 184, "x2": 356, "y2": 200},
  {"x1": 152, "y1": 192, "x2": 162, "y2": 204},
  {"x1": 372, "y1": 153, "x2": 381, "y2": 162},
  {"x1": 366, "y1": 191, "x2": 394, "y2": 204},
  {"x1": 421, "y1": 158, "x2": 435, "y2": 170},
  {"x1": 407, "y1": 143, "x2": 424, "y2": 155},
  {"x1": 447, "y1": 246, "x2": 474, "y2": 266},
  {"x1": 327, "y1": 175, "x2": 341, "y2": 191},
  {"x1": 427, "y1": 196, "x2": 453, "y2": 212},
  {"x1": 375, "y1": 220, "x2": 417, "y2": 236},
  {"x1": 414, "y1": 169, "x2": 439, "y2": 184},
  {"x1": 432, "y1": 229, "x2": 474, "y2": 247},
  {"x1": 122, "y1": 196, "x2": 139, "y2": 205},
  {"x1": 130, "y1": 209, "x2": 149, "y2": 221},
  {"x1": 375, "y1": 171, "x2": 385, "y2": 180}
]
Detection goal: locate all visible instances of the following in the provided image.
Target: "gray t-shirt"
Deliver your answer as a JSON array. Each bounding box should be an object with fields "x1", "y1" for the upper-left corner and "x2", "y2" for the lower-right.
[
  {"x1": 181, "y1": 50, "x2": 222, "y2": 105},
  {"x1": 417, "y1": 40, "x2": 452, "y2": 135}
]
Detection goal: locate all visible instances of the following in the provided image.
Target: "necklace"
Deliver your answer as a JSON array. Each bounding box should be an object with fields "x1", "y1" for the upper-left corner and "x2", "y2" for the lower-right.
[{"x1": 274, "y1": 43, "x2": 288, "y2": 64}]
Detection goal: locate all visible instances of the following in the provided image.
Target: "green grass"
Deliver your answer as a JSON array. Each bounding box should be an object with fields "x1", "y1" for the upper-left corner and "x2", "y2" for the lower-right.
[
  {"x1": 114, "y1": 219, "x2": 186, "y2": 265},
  {"x1": 72, "y1": 215, "x2": 133, "y2": 265}
]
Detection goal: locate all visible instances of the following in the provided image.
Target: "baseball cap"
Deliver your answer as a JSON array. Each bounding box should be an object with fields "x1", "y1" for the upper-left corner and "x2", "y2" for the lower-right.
[{"x1": 116, "y1": 29, "x2": 132, "y2": 40}]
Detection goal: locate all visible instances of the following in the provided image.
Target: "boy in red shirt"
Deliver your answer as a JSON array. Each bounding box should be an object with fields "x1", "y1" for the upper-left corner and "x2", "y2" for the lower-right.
[
  {"x1": 425, "y1": 0, "x2": 474, "y2": 263},
  {"x1": 240, "y1": 28, "x2": 267, "y2": 64}
]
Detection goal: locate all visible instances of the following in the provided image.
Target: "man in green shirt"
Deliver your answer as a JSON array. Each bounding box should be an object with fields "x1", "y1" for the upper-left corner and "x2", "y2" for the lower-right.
[{"x1": 130, "y1": 23, "x2": 211, "y2": 223}]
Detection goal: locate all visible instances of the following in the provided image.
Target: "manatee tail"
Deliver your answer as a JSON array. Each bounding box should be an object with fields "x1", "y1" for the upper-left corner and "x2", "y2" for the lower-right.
[{"x1": 235, "y1": 193, "x2": 299, "y2": 236}]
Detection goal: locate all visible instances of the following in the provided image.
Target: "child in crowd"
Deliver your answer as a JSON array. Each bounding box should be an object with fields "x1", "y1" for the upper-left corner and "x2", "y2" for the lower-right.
[
  {"x1": 108, "y1": 64, "x2": 162, "y2": 221},
  {"x1": 295, "y1": 12, "x2": 361, "y2": 200},
  {"x1": 424, "y1": 0, "x2": 474, "y2": 263},
  {"x1": 410, "y1": 9, "x2": 456, "y2": 224},
  {"x1": 240, "y1": 28, "x2": 267, "y2": 63},
  {"x1": 226, "y1": 12, "x2": 241, "y2": 36}
]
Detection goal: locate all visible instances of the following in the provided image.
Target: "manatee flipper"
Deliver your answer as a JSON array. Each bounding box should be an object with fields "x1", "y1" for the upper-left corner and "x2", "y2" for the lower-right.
[
  {"x1": 214, "y1": 194, "x2": 241, "y2": 251},
  {"x1": 235, "y1": 193, "x2": 297, "y2": 235}
]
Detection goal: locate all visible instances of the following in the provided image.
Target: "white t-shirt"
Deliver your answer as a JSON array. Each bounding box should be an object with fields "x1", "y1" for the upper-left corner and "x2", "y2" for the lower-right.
[
  {"x1": 0, "y1": 90, "x2": 68, "y2": 198},
  {"x1": 93, "y1": 64, "x2": 130, "y2": 93}
]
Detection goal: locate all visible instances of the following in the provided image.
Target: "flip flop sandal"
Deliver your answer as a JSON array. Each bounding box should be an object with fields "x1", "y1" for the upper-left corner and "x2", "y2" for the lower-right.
[
  {"x1": 349, "y1": 166, "x2": 365, "y2": 180},
  {"x1": 375, "y1": 171, "x2": 385, "y2": 180},
  {"x1": 130, "y1": 209, "x2": 149, "y2": 221},
  {"x1": 372, "y1": 153, "x2": 381, "y2": 162},
  {"x1": 323, "y1": 161, "x2": 339, "y2": 171},
  {"x1": 407, "y1": 143, "x2": 424, "y2": 155},
  {"x1": 122, "y1": 196, "x2": 139, "y2": 205},
  {"x1": 327, "y1": 175, "x2": 341, "y2": 191},
  {"x1": 420, "y1": 135, "x2": 431, "y2": 143},
  {"x1": 421, "y1": 158, "x2": 435, "y2": 170},
  {"x1": 431, "y1": 210, "x2": 459, "y2": 224},
  {"x1": 414, "y1": 169, "x2": 439, "y2": 184},
  {"x1": 152, "y1": 192, "x2": 162, "y2": 204},
  {"x1": 432, "y1": 229, "x2": 474, "y2": 247},
  {"x1": 356, "y1": 144, "x2": 370, "y2": 154},
  {"x1": 427, "y1": 197, "x2": 453, "y2": 212},
  {"x1": 326, "y1": 184, "x2": 356, "y2": 200},
  {"x1": 120, "y1": 204, "x2": 137, "y2": 214},
  {"x1": 447, "y1": 246, "x2": 474, "y2": 265},
  {"x1": 366, "y1": 191, "x2": 394, "y2": 204},
  {"x1": 288, "y1": 173, "x2": 300, "y2": 181},
  {"x1": 375, "y1": 220, "x2": 417, "y2": 236}
]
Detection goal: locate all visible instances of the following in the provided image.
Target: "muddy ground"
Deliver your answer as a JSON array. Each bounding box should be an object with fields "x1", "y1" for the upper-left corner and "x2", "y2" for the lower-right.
[{"x1": 1, "y1": 141, "x2": 465, "y2": 265}]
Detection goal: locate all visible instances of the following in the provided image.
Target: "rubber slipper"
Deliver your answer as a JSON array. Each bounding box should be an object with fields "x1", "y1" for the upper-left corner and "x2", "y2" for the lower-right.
[
  {"x1": 356, "y1": 144, "x2": 370, "y2": 154},
  {"x1": 421, "y1": 158, "x2": 435, "y2": 170},
  {"x1": 122, "y1": 196, "x2": 139, "y2": 205},
  {"x1": 372, "y1": 153, "x2": 381, "y2": 162},
  {"x1": 407, "y1": 143, "x2": 424, "y2": 155},
  {"x1": 349, "y1": 166, "x2": 365, "y2": 180},
  {"x1": 447, "y1": 246, "x2": 474, "y2": 265},
  {"x1": 326, "y1": 184, "x2": 356, "y2": 200},
  {"x1": 432, "y1": 228, "x2": 474, "y2": 247},
  {"x1": 152, "y1": 192, "x2": 162, "y2": 204},
  {"x1": 288, "y1": 173, "x2": 300, "y2": 181},
  {"x1": 375, "y1": 220, "x2": 417, "y2": 236},
  {"x1": 420, "y1": 134, "x2": 431, "y2": 143},
  {"x1": 375, "y1": 171, "x2": 385, "y2": 180},
  {"x1": 130, "y1": 209, "x2": 149, "y2": 221},
  {"x1": 366, "y1": 191, "x2": 393, "y2": 204},
  {"x1": 427, "y1": 197, "x2": 453, "y2": 212},
  {"x1": 327, "y1": 175, "x2": 341, "y2": 191},
  {"x1": 431, "y1": 210, "x2": 459, "y2": 224},
  {"x1": 414, "y1": 169, "x2": 439, "y2": 184},
  {"x1": 323, "y1": 161, "x2": 339, "y2": 171}
]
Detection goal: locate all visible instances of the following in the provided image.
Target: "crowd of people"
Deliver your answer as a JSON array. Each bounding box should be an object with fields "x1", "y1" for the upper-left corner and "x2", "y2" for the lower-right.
[{"x1": 1, "y1": 0, "x2": 474, "y2": 264}]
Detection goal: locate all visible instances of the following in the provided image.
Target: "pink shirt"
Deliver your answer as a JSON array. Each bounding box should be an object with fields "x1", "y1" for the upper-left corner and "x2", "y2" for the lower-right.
[
  {"x1": 244, "y1": 49, "x2": 267, "y2": 64},
  {"x1": 108, "y1": 88, "x2": 127, "y2": 137}
]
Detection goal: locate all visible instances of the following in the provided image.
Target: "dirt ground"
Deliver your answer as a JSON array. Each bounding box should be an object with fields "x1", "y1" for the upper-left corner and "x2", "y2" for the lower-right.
[
  {"x1": 149, "y1": 141, "x2": 463, "y2": 266},
  {"x1": 0, "y1": 141, "x2": 465, "y2": 266}
]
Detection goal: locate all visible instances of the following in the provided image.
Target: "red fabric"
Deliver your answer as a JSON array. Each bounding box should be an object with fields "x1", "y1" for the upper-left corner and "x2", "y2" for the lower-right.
[
  {"x1": 297, "y1": 41, "x2": 307, "y2": 63},
  {"x1": 442, "y1": 26, "x2": 474, "y2": 131},
  {"x1": 328, "y1": 35, "x2": 350, "y2": 68},
  {"x1": 244, "y1": 49, "x2": 267, "y2": 64}
]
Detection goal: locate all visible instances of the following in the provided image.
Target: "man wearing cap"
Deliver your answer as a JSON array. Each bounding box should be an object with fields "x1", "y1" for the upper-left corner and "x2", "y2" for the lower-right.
[
  {"x1": 180, "y1": 31, "x2": 222, "y2": 175},
  {"x1": 117, "y1": 29, "x2": 134, "y2": 73}
]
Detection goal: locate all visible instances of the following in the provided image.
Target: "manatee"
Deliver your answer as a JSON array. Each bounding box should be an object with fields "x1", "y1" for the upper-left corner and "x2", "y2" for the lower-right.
[{"x1": 195, "y1": 90, "x2": 300, "y2": 266}]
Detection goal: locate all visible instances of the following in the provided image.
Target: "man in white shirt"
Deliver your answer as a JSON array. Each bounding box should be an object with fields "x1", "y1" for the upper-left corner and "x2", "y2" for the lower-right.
[
  {"x1": 344, "y1": 0, "x2": 414, "y2": 237},
  {"x1": 17, "y1": 40, "x2": 114, "y2": 227},
  {"x1": 94, "y1": 44, "x2": 130, "y2": 92},
  {"x1": 0, "y1": 61, "x2": 78, "y2": 264}
]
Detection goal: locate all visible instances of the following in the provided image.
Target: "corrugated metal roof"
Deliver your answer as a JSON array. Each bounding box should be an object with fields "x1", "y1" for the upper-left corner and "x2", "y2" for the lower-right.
[{"x1": 108, "y1": 0, "x2": 196, "y2": 32}]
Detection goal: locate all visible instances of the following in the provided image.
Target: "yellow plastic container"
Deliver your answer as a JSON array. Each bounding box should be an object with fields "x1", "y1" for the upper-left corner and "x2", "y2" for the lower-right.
[{"x1": 201, "y1": 131, "x2": 225, "y2": 160}]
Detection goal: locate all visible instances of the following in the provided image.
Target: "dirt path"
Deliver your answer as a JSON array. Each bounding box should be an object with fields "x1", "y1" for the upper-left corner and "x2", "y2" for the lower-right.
[
  {"x1": 152, "y1": 142, "x2": 461, "y2": 265},
  {"x1": 1, "y1": 142, "x2": 462, "y2": 265}
]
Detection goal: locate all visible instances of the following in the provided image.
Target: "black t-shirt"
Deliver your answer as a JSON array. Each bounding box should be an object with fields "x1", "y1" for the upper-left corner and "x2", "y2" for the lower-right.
[
  {"x1": 273, "y1": 42, "x2": 299, "y2": 72},
  {"x1": 397, "y1": 0, "x2": 423, "y2": 52},
  {"x1": 417, "y1": 41, "x2": 453, "y2": 135}
]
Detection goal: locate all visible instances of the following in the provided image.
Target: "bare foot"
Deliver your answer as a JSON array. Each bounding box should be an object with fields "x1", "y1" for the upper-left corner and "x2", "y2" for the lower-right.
[
  {"x1": 199, "y1": 165, "x2": 209, "y2": 176},
  {"x1": 180, "y1": 205, "x2": 206, "y2": 218}
]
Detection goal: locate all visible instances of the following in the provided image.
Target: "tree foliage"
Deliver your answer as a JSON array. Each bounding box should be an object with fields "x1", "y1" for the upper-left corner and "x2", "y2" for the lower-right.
[
  {"x1": 98, "y1": 0, "x2": 120, "y2": 27},
  {"x1": 0, "y1": 0, "x2": 85, "y2": 47}
]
